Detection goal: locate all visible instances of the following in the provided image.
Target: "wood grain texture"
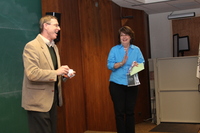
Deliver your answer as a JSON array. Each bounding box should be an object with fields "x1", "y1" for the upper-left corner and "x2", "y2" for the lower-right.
[
  {"x1": 120, "y1": 7, "x2": 151, "y2": 124},
  {"x1": 172, "y1": 17, "x2": 200, "y2": 56},
  {"x1": 42, "y1": 0, "x2": 86, "y2": 133},
  {"x1": 79, "y1": 0, "x2": 117, "y2": 131},
  {"x1": 41, "y1": 0, "x2": 151, "y2": 132}
]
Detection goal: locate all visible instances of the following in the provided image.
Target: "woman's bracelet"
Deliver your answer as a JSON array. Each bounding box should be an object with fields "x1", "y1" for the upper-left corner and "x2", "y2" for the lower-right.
[{"x1": 119, "y1": 62, "x2": 123, "y2": 67}]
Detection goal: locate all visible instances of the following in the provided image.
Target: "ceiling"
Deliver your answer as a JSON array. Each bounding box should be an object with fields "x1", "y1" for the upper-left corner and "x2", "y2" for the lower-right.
[{"x1": 111, "y1": 0, "x2": 200, "y2": 14}]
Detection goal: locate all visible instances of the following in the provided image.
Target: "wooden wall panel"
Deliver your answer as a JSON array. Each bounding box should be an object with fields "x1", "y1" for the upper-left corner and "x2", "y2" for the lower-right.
[
  {"x1": 172, "y1": 17, "x2": 200, "y2": 56},
  {"x1": 59, "y1": 0, "x2": 87, "y2": 133},
  {"x1": 41, "y1": 0, "x2": 86, "y2": 133},
  {"x1": 78, "y1": 0, "x2": 116, "y2": 131},
  {"x1": 120, "y1": 8, "x2": 151, "y2": 123},
  {"x1": 111, "y1": 3, "x2": 122, "y2": 45},
  {"x1": 42, "y1": 0, "x2": 151, "y2": 132}
]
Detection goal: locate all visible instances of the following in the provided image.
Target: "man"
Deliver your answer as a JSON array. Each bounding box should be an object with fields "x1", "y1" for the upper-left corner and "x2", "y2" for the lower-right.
[{"x1": 21, "y1": 15, "x2": 74, "y2": 133}]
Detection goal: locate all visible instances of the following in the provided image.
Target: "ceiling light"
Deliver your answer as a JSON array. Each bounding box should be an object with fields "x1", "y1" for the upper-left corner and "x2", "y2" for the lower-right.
[
  {"x1": 168, "y1": 12, "x2": 195, "y2": 20},
  {"x1": 136, "y1": 0, "x2": 170, "y2": 4}
]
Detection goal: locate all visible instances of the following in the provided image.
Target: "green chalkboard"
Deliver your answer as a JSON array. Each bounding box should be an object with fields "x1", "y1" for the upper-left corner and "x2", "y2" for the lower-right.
[{"x1": 0, "y1": 0, "x2": 41, "y2": 132}]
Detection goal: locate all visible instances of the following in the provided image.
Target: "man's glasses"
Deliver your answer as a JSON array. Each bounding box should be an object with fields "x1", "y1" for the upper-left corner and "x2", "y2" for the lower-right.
[{"x1": 46, "y1": 23, "x2": 60, "y2": 28}]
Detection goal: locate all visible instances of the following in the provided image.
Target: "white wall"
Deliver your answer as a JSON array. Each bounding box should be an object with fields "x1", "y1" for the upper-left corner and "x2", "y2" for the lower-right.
[{"x1": 148, "y1": 8, "x2": 200, "y2": 59}]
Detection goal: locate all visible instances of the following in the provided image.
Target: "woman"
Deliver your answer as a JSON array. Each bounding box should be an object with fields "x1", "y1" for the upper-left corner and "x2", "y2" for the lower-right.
[{"x1": 107, "y1": 26, "x2": 145, "y2": 133}]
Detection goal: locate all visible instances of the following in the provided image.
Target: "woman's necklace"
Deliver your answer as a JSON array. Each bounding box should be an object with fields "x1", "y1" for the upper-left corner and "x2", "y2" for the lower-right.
[{"x1": 124, "y1": 46, "x2": 129, "y2": 53}]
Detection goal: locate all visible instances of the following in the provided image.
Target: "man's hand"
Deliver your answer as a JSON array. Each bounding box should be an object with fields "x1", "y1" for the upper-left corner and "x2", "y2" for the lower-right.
[{"x1": 56, "y1": 65, "x2": 69, "y2": 76}]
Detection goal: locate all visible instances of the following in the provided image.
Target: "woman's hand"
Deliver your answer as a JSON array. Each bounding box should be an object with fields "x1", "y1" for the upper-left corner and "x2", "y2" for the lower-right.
[
  {"x1": 114, "y1": 51, "x2": 128, "y2": 69},
  {"x1": 132, "y1": 61, "x2": 138, "y2": 67},
  {"x1": 121, "y1": 51, "x2": 128, "y2": 65}
]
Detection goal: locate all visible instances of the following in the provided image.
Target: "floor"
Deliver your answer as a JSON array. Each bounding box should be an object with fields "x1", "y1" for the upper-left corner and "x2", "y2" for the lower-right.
[
  {"x1": 85, "y1": 121, "x2": 161, "y2": 133},
  {"x1": 85, "y1": 121, "x2": 200, "y2": 133}
]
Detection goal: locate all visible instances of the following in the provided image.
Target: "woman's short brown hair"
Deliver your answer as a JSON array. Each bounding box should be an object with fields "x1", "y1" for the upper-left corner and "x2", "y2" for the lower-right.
[{"x1": 118, "y1": 26, "x2": 135, "y2": 44}]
